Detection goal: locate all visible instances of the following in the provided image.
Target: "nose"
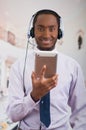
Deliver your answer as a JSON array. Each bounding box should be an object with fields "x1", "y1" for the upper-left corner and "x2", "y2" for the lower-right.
[{"x1": 43, "y1": 28, "x2": 50, "y2": 38}]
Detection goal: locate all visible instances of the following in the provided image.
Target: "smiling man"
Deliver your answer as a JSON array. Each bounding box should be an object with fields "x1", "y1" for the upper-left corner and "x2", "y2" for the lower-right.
[{"x1": 7, "y1": 9, "x2": 86, "y2": 130}]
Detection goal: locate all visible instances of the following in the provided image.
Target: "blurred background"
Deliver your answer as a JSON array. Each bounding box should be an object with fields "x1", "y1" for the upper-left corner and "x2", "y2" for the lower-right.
[{"x1": 0, "y1": 0, "x2": 86, "y2": 129}]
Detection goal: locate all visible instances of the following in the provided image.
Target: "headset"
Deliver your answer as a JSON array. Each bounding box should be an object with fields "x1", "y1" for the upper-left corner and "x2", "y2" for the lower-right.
[{"x1": 27, "y1": 9, "x2": 63, "y2": 41}]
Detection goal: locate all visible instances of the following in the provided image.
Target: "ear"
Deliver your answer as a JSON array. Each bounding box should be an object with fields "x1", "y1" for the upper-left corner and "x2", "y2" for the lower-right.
[{"x1": 30, "y1": 27, "x2": 34, "y2": 38}]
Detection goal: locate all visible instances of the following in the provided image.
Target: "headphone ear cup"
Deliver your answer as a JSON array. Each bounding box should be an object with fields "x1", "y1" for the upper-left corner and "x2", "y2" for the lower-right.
[
  {"x1": 30, "y1": 27, "x2": 34, "y2": 38},
  {"x1": 58, "y1": 28, "x2": 63, "y2": 39}
]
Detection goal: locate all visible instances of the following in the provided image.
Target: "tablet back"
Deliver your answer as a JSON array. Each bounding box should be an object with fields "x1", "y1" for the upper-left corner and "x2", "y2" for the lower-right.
[{"x1": 35, "y1": 52, "x2": 57, "y2": 78}]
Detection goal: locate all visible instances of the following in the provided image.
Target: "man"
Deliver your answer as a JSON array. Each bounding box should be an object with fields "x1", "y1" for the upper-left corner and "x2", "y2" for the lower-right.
[{"x1": 7, "y1": 9, "x2": 86, "y2": 130}]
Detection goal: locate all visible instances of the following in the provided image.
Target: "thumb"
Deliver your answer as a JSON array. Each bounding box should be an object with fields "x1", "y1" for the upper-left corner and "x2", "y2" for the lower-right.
[{"x1": 31, "y1": 71, "x2": 36, "y2": 80}]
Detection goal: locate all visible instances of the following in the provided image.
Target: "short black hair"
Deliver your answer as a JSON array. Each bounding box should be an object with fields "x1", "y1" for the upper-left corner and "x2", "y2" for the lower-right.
[{"x1": 33, "y1": 9, "x2": 61, "y2": 29}]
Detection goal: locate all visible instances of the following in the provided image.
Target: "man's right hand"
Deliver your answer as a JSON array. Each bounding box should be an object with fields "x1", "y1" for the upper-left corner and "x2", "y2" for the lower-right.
[{"x1": 30, "y1": 65, "x2": 58, "y2": 102}]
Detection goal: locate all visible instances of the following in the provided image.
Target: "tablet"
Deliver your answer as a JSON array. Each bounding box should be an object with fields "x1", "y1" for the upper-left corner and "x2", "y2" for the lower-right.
[{"x1": 34, "y1": 51, "x2": 57, "y2": 78}]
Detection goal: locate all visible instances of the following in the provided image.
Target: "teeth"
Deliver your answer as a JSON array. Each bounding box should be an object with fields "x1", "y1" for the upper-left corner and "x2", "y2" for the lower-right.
[
  {"x1": 42, "y1": 39, "x2": 51, "y2": 42},
  {"x1": 42, "y1": 40, "x2": 50, "y2": 43}
]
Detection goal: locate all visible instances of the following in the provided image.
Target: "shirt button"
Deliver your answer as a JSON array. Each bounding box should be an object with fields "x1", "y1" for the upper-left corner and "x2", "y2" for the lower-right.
[{"x1": 41, "y1": 101, "x2": 44, "y2": 104}]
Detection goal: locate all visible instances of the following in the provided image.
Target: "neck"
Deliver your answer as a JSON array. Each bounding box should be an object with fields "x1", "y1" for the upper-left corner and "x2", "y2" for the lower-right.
[{"x1": 37, "y1": 45, "x2": 55, "y2": 51}]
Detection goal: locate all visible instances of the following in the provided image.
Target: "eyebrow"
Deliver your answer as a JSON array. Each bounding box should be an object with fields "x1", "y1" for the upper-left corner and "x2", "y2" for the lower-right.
[{"x1": 37, "y1": 25, "x2": 57, "y2": 28}]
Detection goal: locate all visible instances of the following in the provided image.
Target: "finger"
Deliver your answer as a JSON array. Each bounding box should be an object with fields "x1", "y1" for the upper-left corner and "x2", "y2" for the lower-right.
[
  {"x1": 50, "y1": 80, "x2": 57, "y2": 87},
  {"x1": 40, "y1": 65, "x2": 46, "y2": 78},
  {"x1": 52, "y1": 74, "x2": 58, "y2": 80},
  {"x1": 45, "y1": 74, "x2": 58, "y2": 87},
  {"x1": 51, "y1": 74, "x2": 58, "y2": 85},
  {"x1": 48, "y1": 79, "x2": 58, "y2": 90},
  {"x1": 46, "y1": 74, "x2": 58, "y2": 84},
  {"x1": 31, "y1": 72, "x2": 36, "y2": 80}
]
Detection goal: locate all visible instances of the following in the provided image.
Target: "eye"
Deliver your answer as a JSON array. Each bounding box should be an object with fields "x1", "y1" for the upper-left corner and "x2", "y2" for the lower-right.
[
  {"x1": 37, "y1": 27, "x2": 44, "y2": 32},
  {"x1": 49, "y1": 27, "x2": 56, "y2": 32}
]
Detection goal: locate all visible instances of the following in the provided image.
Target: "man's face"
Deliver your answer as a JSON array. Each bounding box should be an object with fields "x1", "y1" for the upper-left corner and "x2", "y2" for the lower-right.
[{"x1": 34, "y1": 14, "x2": 58, "y2": 50}]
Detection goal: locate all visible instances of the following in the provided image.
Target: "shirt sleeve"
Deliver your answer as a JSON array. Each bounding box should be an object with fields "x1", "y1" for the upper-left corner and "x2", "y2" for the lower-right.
[
  {"x1": 68, "y1": 63, "x2": 86, "y2": 130},
  {"x1": 6, "y1": 61, "x2": 39, "y2": 122}
]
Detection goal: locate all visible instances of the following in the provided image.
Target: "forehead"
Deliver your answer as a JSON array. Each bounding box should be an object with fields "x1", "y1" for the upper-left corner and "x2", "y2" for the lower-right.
[{"x1": 35, "y1": 14, "x2": 58, "y2": 26}]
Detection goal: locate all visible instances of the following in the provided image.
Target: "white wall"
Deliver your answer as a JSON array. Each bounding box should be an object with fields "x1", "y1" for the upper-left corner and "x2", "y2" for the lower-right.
[{"x1": 56, "y1": 4, "x2": 86, "y2": 79}]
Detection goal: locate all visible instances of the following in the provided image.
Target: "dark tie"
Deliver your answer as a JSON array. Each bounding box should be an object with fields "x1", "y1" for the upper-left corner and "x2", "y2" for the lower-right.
[{"x1": 40, "y1": 92, "x2": 51, "y2": 127}]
